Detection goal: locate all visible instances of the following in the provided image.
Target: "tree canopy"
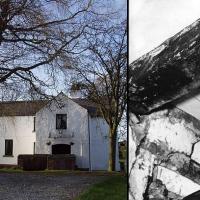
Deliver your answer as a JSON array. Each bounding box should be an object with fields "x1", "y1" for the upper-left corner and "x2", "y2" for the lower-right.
[{"x1": 0, "y1": 0, "x2": 116, "y2": 98}]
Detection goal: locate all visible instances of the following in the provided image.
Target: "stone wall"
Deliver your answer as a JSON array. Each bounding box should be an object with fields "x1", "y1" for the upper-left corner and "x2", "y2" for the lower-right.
[{"x1": 129, "y1": 107, "x2": 200, "y2": 200}]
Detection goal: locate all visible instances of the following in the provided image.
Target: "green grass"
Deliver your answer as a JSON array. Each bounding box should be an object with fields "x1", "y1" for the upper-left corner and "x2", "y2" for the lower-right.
[
  {"x1": 0, "y1": 168, "x2": 122, "y2": 176},
  {"x1": 76, "y1": 175, "x2": 127, "y2": 200},
  {"x1": 0, "y1": 167, "x2": 23, "y2": 173}
]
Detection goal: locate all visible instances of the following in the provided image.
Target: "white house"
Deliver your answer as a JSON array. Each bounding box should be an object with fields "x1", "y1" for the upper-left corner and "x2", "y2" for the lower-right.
[{"x1": 0, "y1": 93, "x2": 120, "y2": 171}]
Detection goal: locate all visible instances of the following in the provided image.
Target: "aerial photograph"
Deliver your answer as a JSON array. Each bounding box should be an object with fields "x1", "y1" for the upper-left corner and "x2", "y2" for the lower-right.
[{"x1": 129, "y1": 0, "x2": 200, "y2": 199}]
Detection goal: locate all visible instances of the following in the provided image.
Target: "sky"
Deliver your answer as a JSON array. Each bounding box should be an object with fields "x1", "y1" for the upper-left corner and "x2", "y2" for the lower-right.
[
  {"x1": 33, "y1": 0, "x2": 127, "y2": 95},
  {"x1": 47, "y1": 0, "x2": 127, "y2": 96},
  {"x1": 115, "y1": 0, "x2": 127, "y2": 9},
  {"x1": 129, "y1": 0, "x2": 200, "y2": 63}
]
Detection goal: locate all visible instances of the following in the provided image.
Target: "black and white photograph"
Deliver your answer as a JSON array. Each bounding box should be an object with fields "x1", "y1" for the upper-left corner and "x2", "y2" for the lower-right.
[
  {"x1": 129, "y1": 0, "x2": 200, "y2": 199},
  {"x1": 0, "y1": 0, "x2": 127, "y2": 200}
]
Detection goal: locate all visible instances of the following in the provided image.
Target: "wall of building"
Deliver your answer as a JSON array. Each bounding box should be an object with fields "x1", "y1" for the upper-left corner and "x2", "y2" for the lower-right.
[
  {"x1": 129, "y1": 106, "x2": 200, "y2": 200},
  {"x1": 35, "y1": 95, "x2": 90, "y2": 169},
  {"x1": 89, "y1": 117, "x2": 120, "y2": 171},
  {"x1": 0, "y1": 116, "x2": 35, "y2": 165},
  {"x1": 0, "y1": 94, "x2": 116, "y2": 171}
]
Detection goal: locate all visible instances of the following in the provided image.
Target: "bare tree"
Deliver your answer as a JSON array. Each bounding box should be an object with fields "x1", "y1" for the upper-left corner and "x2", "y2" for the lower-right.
[
  {"x1": 0, "y1": 0, "x2": 116, "y2": 99},
  {"x1": 0, "y1": 1, "x2": 127, "y2": 171},
  {"x1": 71, "y1": 19, "x2": 127, "y2": 171},
  {"x1": 0, "y1": 82, "x2": 23, "y2": 101}
]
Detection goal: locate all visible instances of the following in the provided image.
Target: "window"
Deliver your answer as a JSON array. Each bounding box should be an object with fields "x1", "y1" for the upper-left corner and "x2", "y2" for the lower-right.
[
  {"x1": 56, "y1": 114, "x2": 67, "y2": 129},
  {"x1": 5, "y1": 140, "x2": 13, "y2": 156},
  {"x1": 33, "y1": 117, "x2": 36, "y2": 132}
]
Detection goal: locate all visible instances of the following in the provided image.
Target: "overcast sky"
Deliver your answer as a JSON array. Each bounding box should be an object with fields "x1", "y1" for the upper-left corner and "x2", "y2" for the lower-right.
[{"x1": 129, "y1": 0, "x2": 200, "y2": 63}]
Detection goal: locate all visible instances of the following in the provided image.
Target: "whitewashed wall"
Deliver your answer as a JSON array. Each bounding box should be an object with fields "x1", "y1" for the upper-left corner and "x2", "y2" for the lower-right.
[
  {"x1": 0, "y1": 116, "x2": 35, "y2": 165},
  {"x1": 89, "y1": 117, "x2": 120, "y2": 171},
  {"x1": 35, "y1": 94, "x2": 90, "y2": 169}
]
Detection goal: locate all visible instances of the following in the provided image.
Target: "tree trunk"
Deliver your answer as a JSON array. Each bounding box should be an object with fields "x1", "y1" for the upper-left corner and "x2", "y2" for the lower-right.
[{"x1": 108, "y1": 128, "x2": 117, "y2": 171}]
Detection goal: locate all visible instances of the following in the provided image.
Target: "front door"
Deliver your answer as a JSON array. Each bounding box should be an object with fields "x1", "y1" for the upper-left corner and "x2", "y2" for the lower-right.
[{"x1": 52, "y1": 144, "x2": 71, "y2": 154}]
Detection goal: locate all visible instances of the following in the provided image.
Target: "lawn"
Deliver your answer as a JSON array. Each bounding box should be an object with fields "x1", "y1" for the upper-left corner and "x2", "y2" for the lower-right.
[
  {"x1": 76, "y1": 175, "x2": 127, "y2": 200},
  {"x1": 0, "y1": 168, "x2": 121, "y2": 176}
]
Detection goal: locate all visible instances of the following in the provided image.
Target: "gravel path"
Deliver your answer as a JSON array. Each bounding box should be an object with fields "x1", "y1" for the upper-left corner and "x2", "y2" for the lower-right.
[{"x1": 0, "y1": 172, "x2": 107, "y2": 200}]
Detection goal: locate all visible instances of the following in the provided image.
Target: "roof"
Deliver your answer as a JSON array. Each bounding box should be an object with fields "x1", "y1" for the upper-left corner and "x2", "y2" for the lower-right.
[
  {"x1": 0, "y1": 98, "x2": 100, "y2": 117},
  {"x1": 129, "y1": 18, "x2": 200, "y2": 115},
  {"x1": 72, "y1": 98, "x2": 99, "y2": 116},
  {"x1": 0, "y1": 100, "x2": 48, "y2": 116}
]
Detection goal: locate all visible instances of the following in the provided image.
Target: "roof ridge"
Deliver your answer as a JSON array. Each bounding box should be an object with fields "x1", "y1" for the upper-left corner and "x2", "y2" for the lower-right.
[
  {"x1": 0, "y1": 99, "x2": 49, "y2": 104},
  {"x1": 0, "y1": 97, "x2": 101, "y2": 117}
]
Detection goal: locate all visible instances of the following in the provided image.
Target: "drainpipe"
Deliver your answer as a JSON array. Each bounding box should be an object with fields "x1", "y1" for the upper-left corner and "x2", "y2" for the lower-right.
[{"x1": 88, "y1": 112, "x2": 92, "y2": 171}]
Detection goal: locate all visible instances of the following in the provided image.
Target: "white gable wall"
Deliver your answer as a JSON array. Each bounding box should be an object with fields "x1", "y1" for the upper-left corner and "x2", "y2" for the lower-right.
[
  {"x1": 35, "y1": 95, "x2": 90, "y2": 169},
  {"x1": 0, "y1": 116, "x2": 35, "y2": 165}
]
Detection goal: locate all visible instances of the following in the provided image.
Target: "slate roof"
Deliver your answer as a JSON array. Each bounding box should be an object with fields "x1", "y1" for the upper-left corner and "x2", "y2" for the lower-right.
[
  {"x1": 0, "y1": 100, "x2": 48, "y2": 116},
  {"x1": 72, "y1": 98, "x2": 100, "y2": 116},
  {"x1": 0, "y1": 98, "x2": 100, "y2": 117}
]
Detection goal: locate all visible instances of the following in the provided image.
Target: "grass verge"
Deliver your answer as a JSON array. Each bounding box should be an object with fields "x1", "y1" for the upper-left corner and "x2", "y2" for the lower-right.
[
  {"x1": 0, "y1": 168, "x2": 122, "y2": 176},
  {"x1": 76, "y1": 175, "x2": 127, "y2": 200}
]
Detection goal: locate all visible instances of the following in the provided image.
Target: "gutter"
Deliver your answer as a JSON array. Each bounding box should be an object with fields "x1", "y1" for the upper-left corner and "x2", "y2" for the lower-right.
[{"x1": 88, "y1": 112, "x2": 92, "y2": 171}]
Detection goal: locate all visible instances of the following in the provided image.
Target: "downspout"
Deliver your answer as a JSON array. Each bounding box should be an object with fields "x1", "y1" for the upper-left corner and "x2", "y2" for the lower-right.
[{"x1": 88, "y1": 112, "x2": 92, "y2": 171}]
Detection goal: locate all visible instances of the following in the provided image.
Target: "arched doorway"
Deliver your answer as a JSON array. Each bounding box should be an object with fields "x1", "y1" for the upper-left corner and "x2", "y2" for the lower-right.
[{"x1": 52, "y1": 144, "x2": 71, "y2": 154}]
